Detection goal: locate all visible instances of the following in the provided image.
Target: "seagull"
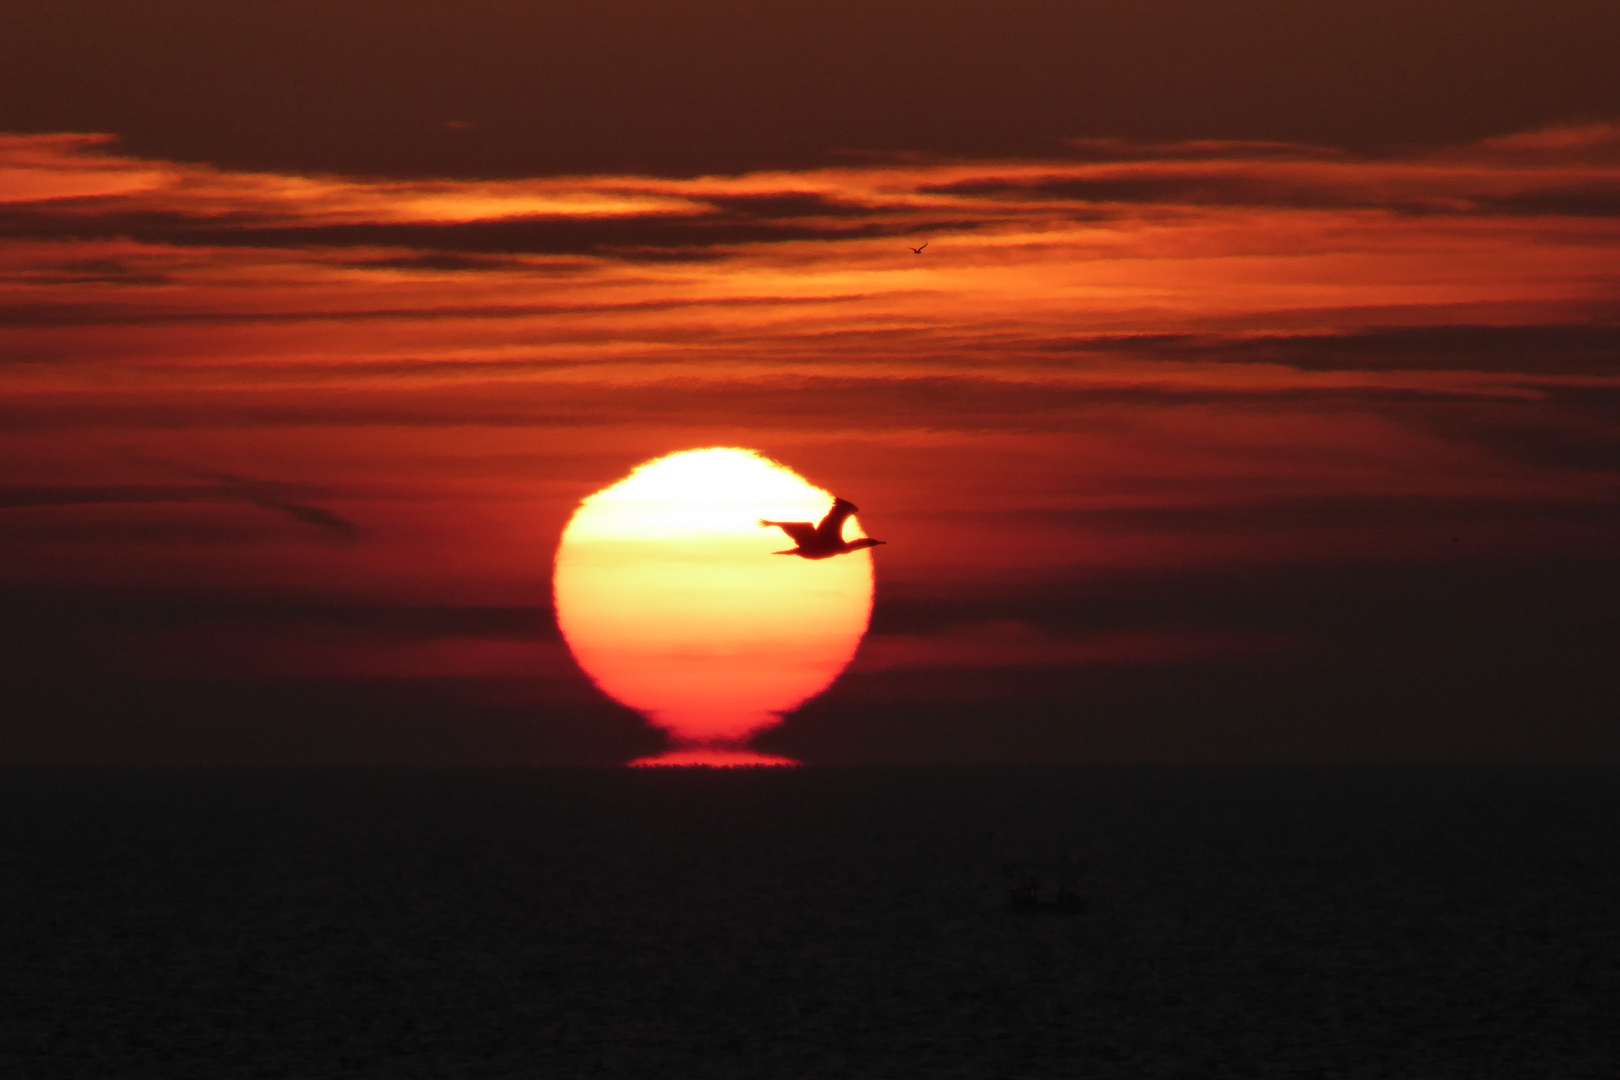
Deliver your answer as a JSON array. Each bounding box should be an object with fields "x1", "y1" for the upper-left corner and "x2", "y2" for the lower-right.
[
  {"x1": 760, "y1": 497, "x2": 886, "y2": 560},
  {"x1": 910, "y1": 242, "x2": 928, "y2": 254}
]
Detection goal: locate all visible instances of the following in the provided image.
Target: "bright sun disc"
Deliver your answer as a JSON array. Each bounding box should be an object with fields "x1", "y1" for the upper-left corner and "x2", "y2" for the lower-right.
[{"x1": 553, "y1": 448, "x2": 874, "y2": 766}]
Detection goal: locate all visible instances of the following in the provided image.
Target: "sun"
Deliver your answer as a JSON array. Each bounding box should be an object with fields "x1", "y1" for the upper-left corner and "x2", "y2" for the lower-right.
[{"x1": 553, "y1": 448, "x2": 875, "y2": 766}]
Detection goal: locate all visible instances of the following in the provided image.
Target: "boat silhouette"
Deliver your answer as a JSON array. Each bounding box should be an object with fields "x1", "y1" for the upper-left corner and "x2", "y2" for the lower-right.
[{"x1": 1002, "y1": 861, "x2": 1088, "y2": 915}]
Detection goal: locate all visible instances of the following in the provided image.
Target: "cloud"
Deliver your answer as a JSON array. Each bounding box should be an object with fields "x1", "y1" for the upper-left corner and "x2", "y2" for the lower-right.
[
  {"x1": 1052, "y1": 323, "x2": 1620, "y2": 376},
  {"x1": 1465, "y1": 122, "x2": 1620, "y2": 166},
  {"x1": 977, "y1": 494, "x2": 1620, "y2": 536},
  {"x1": 3, "y1": 122, "x2": 1619, "y2": 741},
  {"x1": 6, "y1": 125, "x2": 1620, "y2": 259},
  {"x1": 0, "y1": 585, "x2": 555, "y2": 641},
  {"x1": 851, "y1": 620, "x2": 1289, "y2": 672},
  {"x1": 7, "y1": 214, "x2": 912, "y2": 259},
  {"x1": 0, "y1": 483, "x2": 208, "y2": 510},
  {"x1": 0, "y1": 477, "x2": 363, "y2": 546},
  {"x1": 0, "y1": 374, "x2": 1516, "y2": 436},
  {"x1": 1414, "y1": 395, "x2": 1620, "y2": 474},
  {"x1": 122, "y1": 456, "x2": 360, "y2": 543}
]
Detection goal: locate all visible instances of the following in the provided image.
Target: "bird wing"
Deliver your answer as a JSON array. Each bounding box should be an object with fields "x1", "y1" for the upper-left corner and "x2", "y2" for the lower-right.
[
  {"x1": 761, "y1": 520, "x2": 817, "y2": 545},
  {"x1": 915, "y1": 242, "x2": 927, "y2": 252},
  {"x1": 815, "y1": 498, "x2": 858, "y2": 542}
]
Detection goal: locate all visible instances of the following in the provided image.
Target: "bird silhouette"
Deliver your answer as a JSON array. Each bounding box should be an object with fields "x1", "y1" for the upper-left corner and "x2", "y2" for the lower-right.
[
  {"x1": 760, "y1": 497, "x2": 886, "y2": 560},
  {"x1": 910, "y1": 242, "x2": 928, "y2": 254}
]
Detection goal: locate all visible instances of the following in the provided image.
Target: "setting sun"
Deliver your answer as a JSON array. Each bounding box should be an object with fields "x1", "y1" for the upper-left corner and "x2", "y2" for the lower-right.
[{"x1": 553, "y1": 448, "x2": 875, "y2": 766}]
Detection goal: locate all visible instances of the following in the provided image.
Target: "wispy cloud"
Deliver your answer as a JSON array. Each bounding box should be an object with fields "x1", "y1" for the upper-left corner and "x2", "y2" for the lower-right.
[{"x1": 122, "y1": 455, "x2": 360, "y2": 543}]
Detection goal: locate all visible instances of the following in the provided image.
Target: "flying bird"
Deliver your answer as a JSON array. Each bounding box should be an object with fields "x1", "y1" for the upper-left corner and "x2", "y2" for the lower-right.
[
  {"x1": 760, "y1": 497, "x2": 886, "y2": 560},
  {"x1": 910, "y1": 242, "x2": 928, "y2": 254}
]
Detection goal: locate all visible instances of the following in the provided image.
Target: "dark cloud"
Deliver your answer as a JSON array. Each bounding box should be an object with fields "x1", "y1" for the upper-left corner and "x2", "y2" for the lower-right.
[
  {"x1": 975, "y1": 494, "x2": 1620, "y2": 536},
  {"x1": 0, "y1": 292, "x2": 877, "y2": 330},
  {"x1": 0, "y1": 583, "x2": 621, "y2": 765},
  {"x1": 0, "y1": 515, "x2": 296, "y2": 546},
  {"x1": 1418, "y1": 400, "x2": 1620, "y2": 474},
  {"x1": 0, "y1": 676, "x2": 654, "y2": 766},
  {"x1": 0, "y1": 207, "x2": 926, "y2": 260},
  {"x1": 762, "y1": 556, "x2": 1620, "y2": 763},
  {"x1": 0, "y1": 375, "x2": 1506, "y2": 434},
  {"x1": 0, "y1": 479, "x2": 358, "y2": 544},
  {"x1": 923, "y1": 173, "x2": 1401, "y2": 211},
  {"x1": 930, "y1": 173, "x2": 1620, "y2": 217},
  {"x1": 124, "y1": 457, "x2": 359, "y2": 543},
  {"x1": 6, "y1": 555, "x2": 1618, "y2": 765},
  {"x1": 0, "y1": 483, "x2": 208, "y2": 510},
  {"x1": 1481, "y1": 187, "x2": 1620, "y2": 218},
  {"x1": 17, "y1": 257, "x2": 178, "y2": 286},
  {"x1": 352, "y1": 253, "x2": 549, "y2": 274},
  {"x1": 765, "y1": 653, "x2": 1620, "y2": 763},
  {"x1": 867, "y1": 558, "x2": 1620, "y2": 648},
  {"x1": 0, "y1": 587, "x2": 556, "y2": 642},
  {"x1": 1059, "y1": 323, "x2": 1620, "y2": 376},
  {"x1": 246, "y1": 497, "x2": 356, "y2": 542}
]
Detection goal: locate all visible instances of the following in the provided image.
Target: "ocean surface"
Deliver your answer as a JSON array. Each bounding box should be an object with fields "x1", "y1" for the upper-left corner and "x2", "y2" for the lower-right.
[{"x1": 1, "y1": 768, "x2": 1616, "y2": 1078}]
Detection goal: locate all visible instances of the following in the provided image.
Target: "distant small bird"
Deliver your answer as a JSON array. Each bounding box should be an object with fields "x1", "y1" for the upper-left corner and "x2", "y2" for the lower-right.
[
  {"x1": 760, "y1": 497, "x2": 886, "y2": 560},
  {"x1": 910, "y1": 242, "x2": 928, "y2": 254}
]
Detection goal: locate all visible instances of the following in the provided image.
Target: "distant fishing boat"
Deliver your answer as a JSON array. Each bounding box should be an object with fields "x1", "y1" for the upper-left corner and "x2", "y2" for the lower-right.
[{"x1": 1002, "y1": 862, "x2": 1088, "y2": 914}]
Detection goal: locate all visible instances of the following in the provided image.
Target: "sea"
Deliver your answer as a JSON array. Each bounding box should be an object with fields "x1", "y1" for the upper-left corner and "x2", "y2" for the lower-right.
[{"x1": 1, "y1": 767, "x2": 1615, "y2": 1078}]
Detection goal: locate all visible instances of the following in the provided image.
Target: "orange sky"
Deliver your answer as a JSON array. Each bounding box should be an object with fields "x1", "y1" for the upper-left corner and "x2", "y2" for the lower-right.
[{"x1": 3, "y1": 121, "x2": 1619, "y2": 763}]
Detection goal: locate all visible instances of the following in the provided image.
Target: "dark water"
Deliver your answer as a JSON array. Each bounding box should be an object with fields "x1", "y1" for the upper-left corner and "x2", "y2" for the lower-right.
[{"x1": 2, "y1": 768, "x2": 1616, "y2": 1078}]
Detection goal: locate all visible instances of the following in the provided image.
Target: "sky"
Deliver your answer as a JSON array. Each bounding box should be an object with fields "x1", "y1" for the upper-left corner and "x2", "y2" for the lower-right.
[{"x1": 3, "y1": 0, "x2": 1619, "y2": 765}]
